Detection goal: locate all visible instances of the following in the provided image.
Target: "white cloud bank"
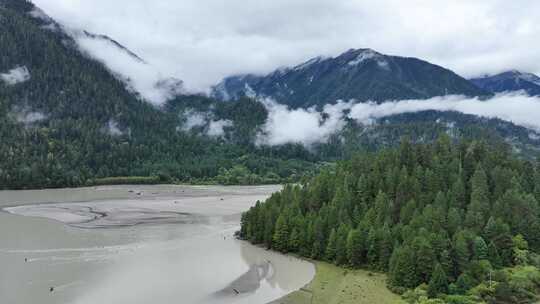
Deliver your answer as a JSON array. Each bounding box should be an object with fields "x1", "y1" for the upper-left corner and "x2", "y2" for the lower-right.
[
  {"x1": 256, "y1": 100, "x2": 349, "y2": 146},
  {"x1": 0, "y1": 66, "x2": 31, "y2": 85},
  {"x1": 73, "y1": 31, "x2": 184, "y2": 104},
  {"x1": 31, "y1": 0, "x2": 540, "y2": 93},
  {"x1": 256, "y1": 93, "x2": 540, "y2": 146}
]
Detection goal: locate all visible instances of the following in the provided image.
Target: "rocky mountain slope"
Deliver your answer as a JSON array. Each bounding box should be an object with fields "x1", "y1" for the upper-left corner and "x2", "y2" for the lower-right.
[
  {"x1": 213, "y1": 48, "x2": 488, "y2": 108},
  {"x1": 470, "y1": 70, "x2": 540, "y2": 96}
]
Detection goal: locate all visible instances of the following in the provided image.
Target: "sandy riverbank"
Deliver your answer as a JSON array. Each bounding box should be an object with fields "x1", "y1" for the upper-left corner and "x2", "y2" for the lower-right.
[{"x1": 0, "y1": 185, "x2": 315, "y2": 304}]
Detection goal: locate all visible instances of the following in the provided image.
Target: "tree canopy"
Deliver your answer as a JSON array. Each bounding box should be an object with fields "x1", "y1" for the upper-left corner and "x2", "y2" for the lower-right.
[{"x1": 240, "y1": 137, "x2": 540, "y2": 303}]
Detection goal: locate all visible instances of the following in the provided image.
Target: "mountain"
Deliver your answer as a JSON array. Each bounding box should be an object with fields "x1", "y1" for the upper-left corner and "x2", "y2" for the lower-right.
[
  {"x1": 79, "y1": 30, "x2": 147, "y2": 64},
  {"x1": 470, "y1": 70, "x2": 540, "y2": 96},
  {"x1": 0, "y1": 0, "x2": 538, "y2": 190},
  {"x1": 0, "y1": 0, "x2": 315, "y2": 189},
  {"x1": 212, "y1": 48, "x2": 488, "y2": 108}
]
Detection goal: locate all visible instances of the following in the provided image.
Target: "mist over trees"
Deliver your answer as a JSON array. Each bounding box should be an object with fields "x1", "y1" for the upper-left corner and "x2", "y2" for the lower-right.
[{"x1": 2, "y1": 0, "x2": 540, "y2": 191}]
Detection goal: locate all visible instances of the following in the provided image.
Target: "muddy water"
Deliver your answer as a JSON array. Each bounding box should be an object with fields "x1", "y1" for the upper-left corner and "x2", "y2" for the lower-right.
[{"x1": 0, "y1": 185, "x2": 314, "y2": 304}]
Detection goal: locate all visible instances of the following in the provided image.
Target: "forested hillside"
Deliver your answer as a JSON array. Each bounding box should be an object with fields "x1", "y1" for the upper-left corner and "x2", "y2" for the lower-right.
[
  {"x1": 240, "y1": 137, "x2": 540, "y2": 303},
  {"x1": 1, "y1": 0, "x2": 539, "y2": 191},
  {"x1": 0, "y1": 0, "x2": 316, "y2": 189}
]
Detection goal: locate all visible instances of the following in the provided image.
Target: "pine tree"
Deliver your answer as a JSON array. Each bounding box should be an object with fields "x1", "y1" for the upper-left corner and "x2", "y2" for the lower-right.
[
  {"x1": 473, "y1": 236, "x2": 488, "y2": 260},
  {"x1": 311, "y1": 218, "x2": 325, "y2": 259},
  {"x1": 389, "y1": 245, "x2": 419, "y2": 288},
  {"x1": 346, "y1": 229, "x2": 364, "y2": 267},
  {"x1": 439, "y1": 249, "x2": 454, "y2": 280},
  {"x1": 335, "y1": 225, "x2": 350, "y2": 265},
  {"x1": 434, "y1": 191, "x2": 447, "y2": 209},
  {"x1": 534, "y1": 171, "x2": 540, "y2": 202},
  {"x1": 521, "y1": 161, "x2": 536, "y2": 194},
  {"x1": 454, "y1": 232, "x2": 470, "y2": 273},
  {"x1": 449, "y1": 176, "x2": 466, "y2": 209},
  {"x1": 378, "y1": 226, "x2": 394, "y2": 271},
  {"x1": 288, "y1": 228, "x2": 300, "y2": 252},
  {"x1": 414, "y1": 237, "x2": 436, "y2": 282},
  {"x1": 374, "y1": 191, "x2": 391, "y2": 225},
  {"x1": 367, "y1": 228, "x2": 379, "y2": 267},
  {"x1": 483, "y1": 216, "x2": 509, "y2": 242},
  {"x1": 447, "y1": 208, "x2": 461, "y2": 235},
  {"x1": 466, "y1": 165, "x2": 490, "y2": 230},
  {"x1": 428, "y1": 263, "x2": 449, "y2": 297},
  {"x1": 394, "y1": 167, "x2": 411, "y2": 221},
  {"x1": 400, "y1": 199, "x2": 417, "y2": 225},
  {"x1": 487, "y1": 241, "x2": 502, "y2": 268},
  {"x1": 273, "y1": 214, "x2": 289, "y2": 252},
  {"x1": 456, "y1": 273, "x2": 475, "y2": 293},
  {"x1": 325, "y1": 229, "x2": 338, "y2": 262}
]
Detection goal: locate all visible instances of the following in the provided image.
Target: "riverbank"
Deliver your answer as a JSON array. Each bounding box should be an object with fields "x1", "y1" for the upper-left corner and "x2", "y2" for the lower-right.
[
  {"x1": 0, "y1": 184, "x2": 317, "y2": 304},
  {"x1": 271, "y1": 262, "x2": 405, "y2": 304}
]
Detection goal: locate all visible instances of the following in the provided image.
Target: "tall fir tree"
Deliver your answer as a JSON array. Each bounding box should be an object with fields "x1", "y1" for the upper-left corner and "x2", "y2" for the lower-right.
[
  {"x1": 325, "y1": 229, "x2": 338, "y2": 262},
  {"x1": 428, "y1": 263, "x2": 449, "y2": 298},
  {"x1": 273, "y1": 214, "x2": 289, "y2": 252}
]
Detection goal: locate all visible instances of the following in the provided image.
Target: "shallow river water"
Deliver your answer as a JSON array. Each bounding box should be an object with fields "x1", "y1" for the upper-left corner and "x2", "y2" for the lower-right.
[{"x1": 0, "y1": 185, "x2": 315, "y2": 304}]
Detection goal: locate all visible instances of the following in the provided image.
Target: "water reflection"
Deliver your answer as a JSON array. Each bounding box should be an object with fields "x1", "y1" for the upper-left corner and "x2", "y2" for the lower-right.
[{"x1": 216, "y1": 261, "x2": 273, "y2": 296}]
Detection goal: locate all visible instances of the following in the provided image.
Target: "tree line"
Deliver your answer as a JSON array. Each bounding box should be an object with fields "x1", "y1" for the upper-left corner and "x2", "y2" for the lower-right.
[
  {"x1": 240, "y1": 137, "x2": 540, "y2": 303},
  {"x1": 2, "y1": 0, "x2": 539, "y2": 191}
]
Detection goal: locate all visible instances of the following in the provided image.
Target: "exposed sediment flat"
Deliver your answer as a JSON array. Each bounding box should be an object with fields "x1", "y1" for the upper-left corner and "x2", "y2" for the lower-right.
[{"x1": 0, "y1": 185, "x2": 315, "y2": 304}]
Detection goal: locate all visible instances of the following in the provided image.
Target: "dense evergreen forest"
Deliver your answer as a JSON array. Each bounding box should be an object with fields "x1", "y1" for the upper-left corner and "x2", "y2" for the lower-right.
[{"x1": 240, "y1": 137, "x2": 540, "y2": 303}]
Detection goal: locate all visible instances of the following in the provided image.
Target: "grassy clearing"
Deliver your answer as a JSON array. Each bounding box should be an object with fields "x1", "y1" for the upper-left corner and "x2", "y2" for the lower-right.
[{"x1": 272, "y1": 261, "x2": 405, "y2": 304}]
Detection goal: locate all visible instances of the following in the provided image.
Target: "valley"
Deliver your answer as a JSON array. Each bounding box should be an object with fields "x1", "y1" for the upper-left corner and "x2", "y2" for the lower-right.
[{"x1": 2, "y1": 0, "x2": 540, "y2": 303}]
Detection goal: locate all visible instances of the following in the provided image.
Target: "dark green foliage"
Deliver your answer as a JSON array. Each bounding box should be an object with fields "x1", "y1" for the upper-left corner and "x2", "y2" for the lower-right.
[
  {"x1": 487, "y1": 241, "x2": 502, "y2": 268},
  {"x1": 325, "y1": 229, "x2": 338, "y2": 261},
  {"x1": 272, "y1": 214, "x2": 290, "y2": 252},
  {"x1": 346, "y1": 229, "x2": 364, "y2": 267},
  {"x1": 473, "y1": 236, "x2": 488, "y2": 260},
  {"x1": 428, "y1": 263, "x2": 449, "y2": 297},
  {"x1": 389, "y1": 245, "x2": 419, "y2": 288},
  {"x1": 240, "y1": 138, "x2": 540, "y2": 302}
]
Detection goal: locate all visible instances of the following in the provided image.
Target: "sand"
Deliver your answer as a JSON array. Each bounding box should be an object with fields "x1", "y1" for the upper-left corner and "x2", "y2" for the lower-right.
[{"x1": 0, "y1": 185, "x2": 315, "y2": 304}]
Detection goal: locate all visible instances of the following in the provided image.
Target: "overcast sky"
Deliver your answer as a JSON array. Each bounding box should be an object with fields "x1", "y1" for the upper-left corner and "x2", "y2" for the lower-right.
[{"x1": 32, "y1": 0, "x2": 540, "y2": 94}]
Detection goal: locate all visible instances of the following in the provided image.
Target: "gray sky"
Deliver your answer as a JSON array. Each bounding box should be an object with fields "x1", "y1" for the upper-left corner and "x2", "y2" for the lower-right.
[{"x1": 32, "y1": 0, "x2": 540, "y2": 96}]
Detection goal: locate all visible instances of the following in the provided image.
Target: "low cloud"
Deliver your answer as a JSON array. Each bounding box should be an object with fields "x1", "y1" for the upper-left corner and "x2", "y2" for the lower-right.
[
  {"x1": 179, "y1": 109, "x2": 232, "y2": 138},
  {"x1": 73, "y1": 32, "x2": 184, "y2": 104},
  {"x1": 207, "y1": 119, "x2": 233, "y2": 137},
  {"x1": 1, "y1": 66, "x2": 31, "y2": 85},
  {"x1": 348, "y1": 93, "x2": 540, "y2": 131},
  {"x1": 256, "y1": 99, "x2": 348, "y2": 146},
  {"x1": 105, "y1": 120, "x2": 126, "y2": 136},
  {"x1": 255, "y1": 93, "x2": 540, "y2": 146},
  {"x1": 180, "y1": 110, "x2": 207, "y2": 131},
  {"x1": 13, "y1": 111, "x2": 46, "y2": 125}
]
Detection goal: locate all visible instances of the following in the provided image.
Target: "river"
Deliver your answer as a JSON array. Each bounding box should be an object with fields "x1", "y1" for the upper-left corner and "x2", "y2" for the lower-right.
[{"x1": 0, "y1": 185, "x2": 314, "y2": 304}]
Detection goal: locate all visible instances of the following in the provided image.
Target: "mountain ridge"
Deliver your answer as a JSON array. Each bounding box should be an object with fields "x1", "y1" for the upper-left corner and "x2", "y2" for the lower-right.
[
  {"x1": 212, "y1": 48, "x2": 489, "y2": 108},
  {"x1": 1, "y1": 0, "x2": 539, "y2": 190},
  {"x1": 470, "y1": 70, "x2": 540, "y2": 96}
]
